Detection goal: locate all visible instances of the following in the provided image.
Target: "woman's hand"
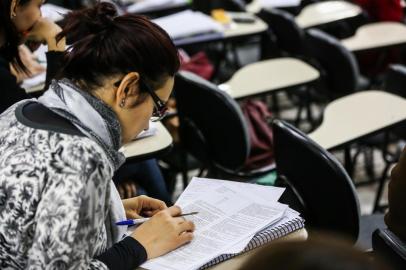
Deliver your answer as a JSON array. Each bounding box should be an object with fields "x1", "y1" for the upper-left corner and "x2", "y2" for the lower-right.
[
  {"x1": 122, "y1": 195, "x2": 167, "y2": 219},
  {"x1": 27, "y1": 17, "x2": 65, "y2": 52},
  {"x1": 131, "y1": 206, "x2": 195, "y2": 259},
  {"x1": 10, "y1": 45, "x2": 45, "y2": 82},
  {"x1": 117, "y1": 181, "x2": 137, "y2": 199}
]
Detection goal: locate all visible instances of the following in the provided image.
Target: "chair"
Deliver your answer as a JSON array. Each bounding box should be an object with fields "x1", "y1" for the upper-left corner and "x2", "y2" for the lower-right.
[
  {"x1": 173, "y1": 71, "x2": 273, "y2": 179},
  {"x1": 373, "y1": 229, "x2": 406, "y2": 269},
  {"x1": 272, "y1": 119, "x2": 385, "y2": 247},
  {"x1": 257, "y1": 8, "x2": 308, "y2": 57},
  {"x1": 305, "y1": 28, "x2": 370, "y2": 100}
]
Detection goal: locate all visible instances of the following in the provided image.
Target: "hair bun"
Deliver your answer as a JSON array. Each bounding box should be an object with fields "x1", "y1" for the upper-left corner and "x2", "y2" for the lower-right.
[
  {"x1": 63, "y1": 2, "x2": 118, "y2": 39},
  {"x1": 92, "y1": 2, "x2": 118, "y2": 26}
]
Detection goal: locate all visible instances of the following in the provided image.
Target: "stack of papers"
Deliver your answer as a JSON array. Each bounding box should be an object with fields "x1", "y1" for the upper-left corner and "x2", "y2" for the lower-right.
[
  {"x1": 141, "y1": 177, "x2": 304, "y2": 270},
  {"x1": 152, "y1": 10, "x2": 225, "y2": 40},
  {"x1": 126, "y1": 0, "x2": 188, "y2": 13},
  {"x1": 134, "y1": 122, "x2": 158, "y2": 140},
  {"x1": 259, "y1": 0, "x2": 301, "y2": 8}
]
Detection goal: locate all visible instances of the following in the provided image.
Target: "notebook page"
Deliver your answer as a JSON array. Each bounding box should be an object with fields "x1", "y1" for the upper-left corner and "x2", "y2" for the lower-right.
[
  {"x1": 226, "y1": 207, "x2": 301, "y2": 253},
  {"x1": 259, "y1": 0, "x2": 301, "y2": 8},
  {"x1": 152, "y1": 10, "x2": 224, "y2": 40},
  {"x1": 176, "y1": 177, "x2": 285, "y2": 206},
  {"x1": 142, "y1": 188, "x2": 287, "y2": 270}
]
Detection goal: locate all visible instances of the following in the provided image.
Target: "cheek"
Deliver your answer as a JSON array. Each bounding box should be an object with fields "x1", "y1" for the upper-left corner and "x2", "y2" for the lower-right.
[{"x1": 14, "y1": 7, "x2": 41, "y2": 32}]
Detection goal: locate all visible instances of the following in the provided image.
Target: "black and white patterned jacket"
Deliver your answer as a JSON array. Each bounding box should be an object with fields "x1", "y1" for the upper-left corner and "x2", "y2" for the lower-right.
[{"x1": 0, "y1": 101, "x2": 112, "y2": 269}]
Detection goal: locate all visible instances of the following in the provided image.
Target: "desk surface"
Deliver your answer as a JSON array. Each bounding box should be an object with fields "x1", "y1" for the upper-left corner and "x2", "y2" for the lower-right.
[
  {"x1": 341, "y1": 22, "x2": 406, "y2": 52},
  {"x1": 219, "y1": 57, "x2": 320, "y2": 99},
  {"x1": 308, "y1": 91, "x2": 406, "y2": 150},
  {"x1": 206, "y1": 228, "x2": 308, "y2": 269},
  {"x1": 120, "y1": 122, "x2": 173, "y2": 161},
  {"x1": 295, "y1": 0, "x2": 362, "y2": 29},
  {"x1": 246, "y1": 0, "x2": 302, "y2": 14},
  {"x1": 174, "y1": 12, "x2": 268, "y2": 46}
]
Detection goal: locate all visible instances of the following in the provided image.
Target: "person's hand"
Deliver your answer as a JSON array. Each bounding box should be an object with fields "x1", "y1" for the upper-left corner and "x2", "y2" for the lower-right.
[
  {"x1": 117, "y1": 181, "x2": 138, "y2": 199},
  {"x1": 123, "y1": 195, "x2": 167, "y2": 219},
  {"x1": 131, "y1": 206, "x2": 195, "y2": 259},
  {"x1": 10, "y1": 45, "x2": 46, "y2": 82},
  {"x1": 26, "y1": 17, "x2": 65, "y2": 51}
]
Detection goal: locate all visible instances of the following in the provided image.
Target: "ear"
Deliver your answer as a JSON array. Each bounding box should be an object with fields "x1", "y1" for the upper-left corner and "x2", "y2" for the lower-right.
[
  {"x1": 115, "y1": 72, "x2": 140, "y2": 108},
  {"x1": 10, "y1": 0, "x2": 19, "y2": 19}
]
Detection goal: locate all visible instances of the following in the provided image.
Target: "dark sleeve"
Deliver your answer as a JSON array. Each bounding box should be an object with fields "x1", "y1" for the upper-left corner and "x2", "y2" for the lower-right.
[
  {"x1": 44, "y1": 51, "x2": 64, "y2": 89},
  {"x1": 95, "y1": 236, "x2": 148, "y2": 270},
  {"x1": 0, "y1": 58, "x2": 30, "y2": 114}
]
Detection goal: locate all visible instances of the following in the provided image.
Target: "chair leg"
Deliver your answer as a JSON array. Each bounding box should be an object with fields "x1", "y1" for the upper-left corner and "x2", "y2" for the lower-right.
[
  {"x1": 344, "y1": 147, "x2": 355, "y2": 178},
  {"x1": 373, "y1": 162, "x2": 391, "y2": 213}
]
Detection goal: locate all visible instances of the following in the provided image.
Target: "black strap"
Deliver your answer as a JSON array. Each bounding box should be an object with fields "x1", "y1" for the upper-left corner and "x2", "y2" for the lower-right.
[{"x1": 17, "y1": 102, "x2": 84, "y2": 137}]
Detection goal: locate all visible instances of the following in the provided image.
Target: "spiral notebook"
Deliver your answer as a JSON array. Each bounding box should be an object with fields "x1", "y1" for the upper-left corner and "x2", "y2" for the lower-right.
[
  {"x1": 141, "y1": 177, "x2": 305, "y2": 270},
  {"x1": 199, "y1": 209, "x2": 304, "y2": 269}
]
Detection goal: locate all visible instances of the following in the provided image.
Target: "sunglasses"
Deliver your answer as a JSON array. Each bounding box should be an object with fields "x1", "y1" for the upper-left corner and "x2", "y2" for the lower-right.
[{"x1": 114, "y1": 78, "x2": 168, "y2": 122}]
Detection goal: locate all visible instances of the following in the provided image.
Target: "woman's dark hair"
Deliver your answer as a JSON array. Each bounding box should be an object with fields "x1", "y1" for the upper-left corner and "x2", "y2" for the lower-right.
[
  {"x1": 0, "y1": 0, "x2": 31, "y2": 73},
  {"x1": 57, "y1": 2, "x2": 180, "y2": 97},
  {"x1": 239, "y1": 236, "x2": 391, "y2": 270}
]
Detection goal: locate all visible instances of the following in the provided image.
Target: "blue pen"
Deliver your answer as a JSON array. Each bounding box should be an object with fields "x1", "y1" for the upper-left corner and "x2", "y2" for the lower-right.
[{"x1": 115, "y1": 211, "x2": 199, "y2": 226}]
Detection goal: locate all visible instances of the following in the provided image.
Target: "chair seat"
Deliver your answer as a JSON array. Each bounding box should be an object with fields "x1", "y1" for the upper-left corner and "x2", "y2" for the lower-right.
[{"x1": 356, "y1": 214, "x2": 386, "y2": 250}]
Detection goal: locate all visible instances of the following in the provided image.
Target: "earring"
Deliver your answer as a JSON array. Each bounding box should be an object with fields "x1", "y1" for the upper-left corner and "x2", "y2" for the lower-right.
[{"x1": 119, "y1": 99, "x2": 126, "y2": 108}]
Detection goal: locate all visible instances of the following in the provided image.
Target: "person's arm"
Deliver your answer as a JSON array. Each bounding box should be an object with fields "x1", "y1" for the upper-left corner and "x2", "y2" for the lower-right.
[
  {"x1": 0, "y1": 58, "x2": 30, "y2": 114},
  {"x1": 25, "y1": 141, "x2": 121, "y2": 269},
  {"x1": 27, "y1": 17, "x2": 66, "y2": 89},
  {"x1": 44, "y1": 50, "x2": 64, "y2": 89}
]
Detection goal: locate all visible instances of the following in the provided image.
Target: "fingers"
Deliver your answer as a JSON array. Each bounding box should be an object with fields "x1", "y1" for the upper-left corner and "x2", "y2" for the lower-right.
[
  {"x1": 125, "y1": 182, "x2": 132, "y2": 198},
  {"x1": 166, "y1": 205, "x2": 182, "y2": 217},
  {"x1": 177, "y1": 232, "x2": 194, "y2": 245},
  {"x1": 139, "y1": 195, "x2": 167, "y2": 212},
  {"x1": 177, "y1": 220, "x2": 195, "y2": 234}
]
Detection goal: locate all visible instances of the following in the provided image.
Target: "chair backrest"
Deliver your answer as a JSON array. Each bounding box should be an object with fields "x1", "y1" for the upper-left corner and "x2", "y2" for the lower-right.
[
  {"x1": 193, "y1": 0, "x2": 246, "y2": 13},
  {"x1": 258, "y1": 8, "x2": 308, "y2": 57},
  {"x1": 306, "y1": 28, "x2": 360, "y2": 99},
  {"x1": 385, "y1": 64, "x2": 406, "y2": 98},
  {"x1": 174, "y1": 71, "x2": 250, "y2": 172},
  {"x1": 272, "y1": 119, "x2": 361, "y2": 241},
  {"x1": 385, "y1": 64, "x2": 406, "y2": 139},
  {"x1": 373, "y1": 229, "x2": 406, "y2": 269}
]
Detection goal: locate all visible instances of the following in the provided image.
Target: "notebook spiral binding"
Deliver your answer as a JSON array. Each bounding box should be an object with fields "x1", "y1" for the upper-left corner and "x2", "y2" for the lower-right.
[{"x1": 199, "y1": 217, "x2": 305, "y2": 269}]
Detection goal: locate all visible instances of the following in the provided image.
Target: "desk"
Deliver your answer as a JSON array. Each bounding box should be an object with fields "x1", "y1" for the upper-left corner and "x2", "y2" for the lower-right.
[
  {"x1": 308, "y1": 91, "x2": 406, "y2": 150},
  {"x1": 218, "y1": 57, "x2": 320, "y2": 99},
  {"x1": 173, "y1": 12, "x2": 268, "y2": 47},
  {"x1": 295, "y1": 1, "x2": 362, "y2": 29},
  {"x1": 208, "y1": 228, "x2": 307, "y2": 270},
  {"x1": 246, "y1": 0, "x2": 302, "y2": 14},
  {"x1": 121, "y1": 122, "x2": 173, "y2": 161},
  {"x1": 341, "y1": 22, "x2": 406, "y2": 52},
  {"x1": 126, "y1": 0, "x2": 189, "y2": 14}
]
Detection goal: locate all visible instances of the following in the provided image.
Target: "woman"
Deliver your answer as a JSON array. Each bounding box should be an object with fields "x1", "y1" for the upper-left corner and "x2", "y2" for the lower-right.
[
  {"x1": 0, "y1": 2, "x2": 194, "y2": 270},
  {"x1": 0, "y1": 0, "x2": 65, "y2": 113}
]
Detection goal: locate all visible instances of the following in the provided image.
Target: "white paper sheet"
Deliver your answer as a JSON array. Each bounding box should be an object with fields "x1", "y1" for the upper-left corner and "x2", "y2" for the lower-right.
[
  {"x1": 152, "y1": 10, "x2": 224, "y2": 40},
  {"x1": 126, "y1": 0, "x2": 188, "y2": 13},
  {"x1": 134, "y1": 122, "x2": 158, "y2": 140},
  {"x1": 142, "y1": 178, "x2": 287, "y2": 270},
  {"x1": 176, "y1": 177, "x2": 285, "y2": 206},
  {"x1": 259, "y1": 0, "x2": 301, "y2": 8}
]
